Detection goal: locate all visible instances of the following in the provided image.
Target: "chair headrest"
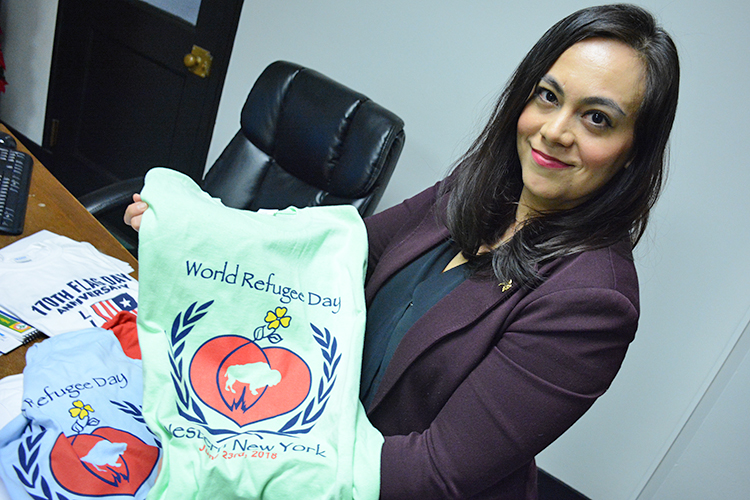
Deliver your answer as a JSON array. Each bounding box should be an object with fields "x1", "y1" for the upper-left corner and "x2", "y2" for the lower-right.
[{"x1": 240, "y1": 61, "x2": 404, "y2": 199}]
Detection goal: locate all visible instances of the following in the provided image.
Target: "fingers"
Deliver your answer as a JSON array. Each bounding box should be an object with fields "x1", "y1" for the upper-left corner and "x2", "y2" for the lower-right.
[{"x1": 124, "y1": 193, "x2": 149, "y2": 232}]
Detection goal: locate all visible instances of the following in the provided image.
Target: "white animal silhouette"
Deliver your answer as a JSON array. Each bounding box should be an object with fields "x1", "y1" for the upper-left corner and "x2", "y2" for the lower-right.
[
  {"x1": 81, "y1": 440, "x2": 127, "y2": 472},
  {"x1": 224, "y1": 362, "x2": 282, "y2": 395}
]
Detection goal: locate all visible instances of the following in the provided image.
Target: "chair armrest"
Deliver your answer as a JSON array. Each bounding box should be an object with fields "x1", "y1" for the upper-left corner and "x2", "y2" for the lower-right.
[{"x1": 79, "y1": 177, "x2": 145, "y2": 215}]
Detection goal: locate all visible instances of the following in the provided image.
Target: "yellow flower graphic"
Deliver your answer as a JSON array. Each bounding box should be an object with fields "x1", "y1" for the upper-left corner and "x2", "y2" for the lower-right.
[
  {"x1": 69, "y1": 400, "x2": 94, "y2": 419},
  {"x1": 264, "y1": 307, "x2": 292, "y2": 330}
]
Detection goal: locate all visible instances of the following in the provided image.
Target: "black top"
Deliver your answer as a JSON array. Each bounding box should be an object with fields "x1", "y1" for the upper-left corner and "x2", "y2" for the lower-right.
[{"x1": 360, "y1": 239, "x2": 471, "y2": 407}]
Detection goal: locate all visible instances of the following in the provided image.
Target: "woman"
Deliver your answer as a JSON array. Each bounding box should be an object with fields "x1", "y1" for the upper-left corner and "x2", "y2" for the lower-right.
[{"x1": 126, "y1": 4, "x2": 679, "y2": 498}]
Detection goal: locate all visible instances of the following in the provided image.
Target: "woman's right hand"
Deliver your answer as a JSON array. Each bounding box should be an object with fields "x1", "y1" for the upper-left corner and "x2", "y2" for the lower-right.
[{"x1": 124, "y1": 193, "x2": 149, "y2": 232}]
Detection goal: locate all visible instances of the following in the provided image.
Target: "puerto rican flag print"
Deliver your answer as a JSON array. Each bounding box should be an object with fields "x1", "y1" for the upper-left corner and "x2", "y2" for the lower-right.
[{"x1": 91, "y1": 293, "x2": 138, "y2": 322}]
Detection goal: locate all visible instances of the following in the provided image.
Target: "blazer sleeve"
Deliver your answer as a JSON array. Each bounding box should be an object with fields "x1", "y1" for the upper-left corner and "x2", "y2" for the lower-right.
[{"x1": 378, "y1": 282, "x2": 638, "y2": 498}]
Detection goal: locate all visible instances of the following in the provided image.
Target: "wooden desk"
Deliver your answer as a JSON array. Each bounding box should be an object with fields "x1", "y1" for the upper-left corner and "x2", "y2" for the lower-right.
[{"x1": 0, "y1": 125, "x2": 138, "y2": 377}]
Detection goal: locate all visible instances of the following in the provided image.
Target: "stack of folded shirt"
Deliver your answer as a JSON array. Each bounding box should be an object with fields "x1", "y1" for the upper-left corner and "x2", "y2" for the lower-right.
[{"x1": 0, "y1": 231, "x2": 138, "y2": 336}]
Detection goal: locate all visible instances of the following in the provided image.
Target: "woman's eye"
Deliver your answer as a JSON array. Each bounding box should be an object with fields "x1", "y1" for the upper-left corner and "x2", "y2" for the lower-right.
[
  {"x1": 536, "y1": 87, "x2": 557, "y2": 104},
  {"x1": 587, "y1": 111, "x2": 612, "y2": 128}
]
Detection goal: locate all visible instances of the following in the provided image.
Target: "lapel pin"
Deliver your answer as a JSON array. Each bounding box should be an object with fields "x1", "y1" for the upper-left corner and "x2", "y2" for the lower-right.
[{"x1": 499, "y1": 279, "x2": 513, "y2": 292}]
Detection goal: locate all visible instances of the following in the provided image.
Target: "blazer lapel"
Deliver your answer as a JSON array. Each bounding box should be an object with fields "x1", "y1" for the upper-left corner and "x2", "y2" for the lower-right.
[
  {"x1": 365, "y1": 197, "x2": 521, "y2": 412},
  {"x1": 368, "y1": 274, "x2": 515, "y2": 412}
]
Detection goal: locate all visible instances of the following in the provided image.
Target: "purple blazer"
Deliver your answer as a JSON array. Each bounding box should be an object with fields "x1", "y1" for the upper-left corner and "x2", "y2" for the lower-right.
[{"x1": 364, "y1": 181, "x2": 639, "y2": 499}]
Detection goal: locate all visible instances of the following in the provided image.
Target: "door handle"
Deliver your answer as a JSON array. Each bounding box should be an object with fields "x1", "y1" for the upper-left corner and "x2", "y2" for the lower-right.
[{"x1": 184, "y1": 45, "x2": 212, "y2": 78}]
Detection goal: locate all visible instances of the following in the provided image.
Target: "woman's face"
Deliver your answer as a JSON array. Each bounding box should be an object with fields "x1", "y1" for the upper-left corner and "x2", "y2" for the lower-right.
[{"x1": 515, "y1": 38, "x2": 646, "y2": 218}]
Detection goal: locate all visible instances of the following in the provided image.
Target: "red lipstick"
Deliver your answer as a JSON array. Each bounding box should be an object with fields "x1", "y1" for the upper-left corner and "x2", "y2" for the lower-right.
[{"x1": 531, "y1": 149, "x2": 570, "y2": 169}]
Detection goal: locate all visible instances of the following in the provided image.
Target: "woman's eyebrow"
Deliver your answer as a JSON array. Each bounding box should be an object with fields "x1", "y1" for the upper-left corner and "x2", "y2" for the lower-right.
[
  {"x1": 581, "y1": 96, "x2": 626, "y2": 117},
  {"x1": 540, "y1": 75, "x2": 627, "y2": 117}
]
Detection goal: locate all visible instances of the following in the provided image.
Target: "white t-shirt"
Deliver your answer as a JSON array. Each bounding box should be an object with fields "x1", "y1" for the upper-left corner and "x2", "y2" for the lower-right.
[{"x1": 0, "y1": 231, "x2": 138, "y2": 336}]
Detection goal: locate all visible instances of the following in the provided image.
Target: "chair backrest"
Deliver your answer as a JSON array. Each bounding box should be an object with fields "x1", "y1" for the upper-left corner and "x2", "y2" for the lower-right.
[{"x1": 202, "y1": 61, "x2": 405, "y2": 217}]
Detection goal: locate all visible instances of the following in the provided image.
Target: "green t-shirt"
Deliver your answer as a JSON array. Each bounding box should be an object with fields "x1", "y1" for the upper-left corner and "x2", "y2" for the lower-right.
[{"x1": 137, "y1": 167, "x2": 382, "y2": 499}]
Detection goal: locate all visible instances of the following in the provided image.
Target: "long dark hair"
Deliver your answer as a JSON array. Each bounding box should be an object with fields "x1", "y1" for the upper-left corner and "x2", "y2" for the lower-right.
[{"x1": 443, "y1": 3, "x2": 680, "y2": 287}]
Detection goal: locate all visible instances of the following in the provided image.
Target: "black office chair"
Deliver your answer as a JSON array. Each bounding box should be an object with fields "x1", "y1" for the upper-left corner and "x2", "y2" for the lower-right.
[{"x1": 80, "y1": 60, "x2": 405, "y2": 255}]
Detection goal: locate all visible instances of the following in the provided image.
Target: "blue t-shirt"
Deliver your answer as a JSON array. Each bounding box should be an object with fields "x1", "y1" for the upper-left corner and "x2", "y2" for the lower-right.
[{"x1": 0, "y1": 328, "x2": 160, "y2": 500}]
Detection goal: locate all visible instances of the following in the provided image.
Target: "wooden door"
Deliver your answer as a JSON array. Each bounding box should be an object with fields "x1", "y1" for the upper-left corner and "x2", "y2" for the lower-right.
[{"x1": 44, "y1": 0, "x2": 243, "y2": 196}]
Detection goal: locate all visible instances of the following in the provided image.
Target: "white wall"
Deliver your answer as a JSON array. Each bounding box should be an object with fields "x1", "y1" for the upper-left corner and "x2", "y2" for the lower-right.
[
  {"x1": 0, "y1": 0, "x2": 58, "y2": 142},
  {"x1": 639, "y1": 310, "x2": 750, "y2": 499},
  {"x1": 2, "y1": 1, "x2": 750, "y2": 498}
]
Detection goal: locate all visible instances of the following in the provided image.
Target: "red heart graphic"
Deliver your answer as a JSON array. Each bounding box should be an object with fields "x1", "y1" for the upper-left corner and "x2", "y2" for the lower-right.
[
  {"x1": 189, "y1": 335, "x2": 311, "y2": 427},
  {"x1": 50, "y1": 427, "x2": 159, "y2": 496}
]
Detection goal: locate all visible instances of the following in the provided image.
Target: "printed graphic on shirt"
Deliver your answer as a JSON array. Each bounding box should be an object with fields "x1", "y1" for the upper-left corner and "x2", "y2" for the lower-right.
[
  {"x1": 50, "y1": 427, "x2": 158, "y2": 496},
  {"x1": 169, "y1": 301, "x2": 339, "y2": 439},
  {"x1": 190, "y1": 336, "x2": 311, "y2": 427},
  {"x1": 13, "y1": 400, "x2": 159, "y2": 498},
  {"x1": 91, "y1": 292, "x2": 138, "y2": 322},
  {"x1": 30, "y1": 273, "x2": 136, "y2": 319}
]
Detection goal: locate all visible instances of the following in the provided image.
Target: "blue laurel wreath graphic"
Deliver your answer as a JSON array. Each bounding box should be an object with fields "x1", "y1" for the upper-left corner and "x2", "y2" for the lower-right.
[
  {"x1": 111, "y1": 400, "x2": 147, "y2": 426},
  {"x1": 277, "y1": 323, "x2": 340, "y2": 435},
  {"x1": 13, "y1": 426, "x2": 71, "y2": 500},
  {"x1": 111, "y1": 400, "x2": 161, "y2": 446},
  {"x1": 167, "y1": 300, "x2": 222, "y2": 433}
]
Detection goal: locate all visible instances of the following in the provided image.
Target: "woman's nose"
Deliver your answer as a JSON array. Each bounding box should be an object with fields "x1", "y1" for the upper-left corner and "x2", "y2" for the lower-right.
[{"x1": 540, "y1": 113, "x2": 574, "y2": 148}]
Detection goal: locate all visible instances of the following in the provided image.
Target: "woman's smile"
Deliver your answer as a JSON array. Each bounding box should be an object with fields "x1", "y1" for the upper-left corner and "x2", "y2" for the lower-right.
[{"x1": 531, "y1": 148, "x2": 570, "y2": 169}]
